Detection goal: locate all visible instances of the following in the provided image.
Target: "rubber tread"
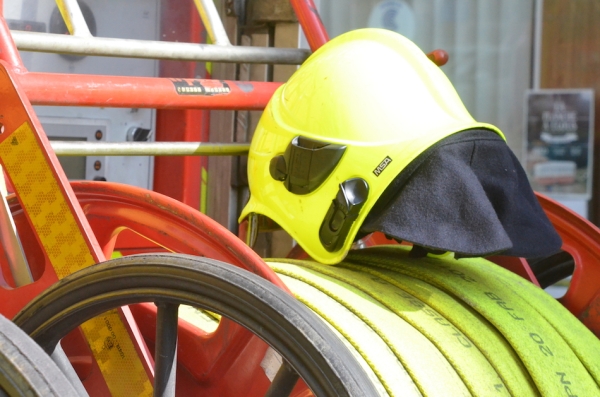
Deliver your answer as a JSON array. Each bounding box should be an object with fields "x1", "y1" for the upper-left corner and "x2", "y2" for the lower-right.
[
  {"x1": 13, "y1": 254, "x2": 378, "y2": 397},
  {"x1": 0, "y1": 314, "x2": 79, "y2": 397}
]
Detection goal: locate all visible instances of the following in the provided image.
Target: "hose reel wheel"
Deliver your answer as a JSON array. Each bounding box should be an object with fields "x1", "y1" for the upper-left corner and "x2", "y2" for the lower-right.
[
  {"x1": 0, "y1": 313, "x2": 79, "y2": 397},
  {"x1": 9, "y1": 182, "x2": 600, "y2": 396},
  {"x1": 13, "y1": 254, "x2": 379, "y2": 397}
]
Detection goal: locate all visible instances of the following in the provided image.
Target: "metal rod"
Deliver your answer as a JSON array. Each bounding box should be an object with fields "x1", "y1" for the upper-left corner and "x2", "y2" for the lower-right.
[
  {"x1": 532, "y1": 0, "x2": 544, "y2": 90},
  {"x1": 19, "y1": 72, "x2": 280, "y2": 110},
  {"x1": 154, "y1": 303, "x2": 179, "y2": 397},
  {"x1": 50, "y1": 141, "x2": 250, "y2": 156},
  {"x1": 194, "y1": 0, "x2": 231, "y2": 46},
  {"x1": 246, "y1": 213, "x2": 259, "y2": 248},
  {"x1": 0, "y1": 190, "x2": 32, "y2": 286},
  {"x1": 51, "y1": 344, "x2": 90, "y2": 397},
  {"x1": 11, "y1": 31, "x2": 310, "y2": 64},
  {"x1": 264, "y1": 360, "x2": 300, "y2": 397},
  {"x1": 56, "y1": 0, "x2": 92, "y2": 37},
  {"x1": 290, "y1": 0, "x2": 329, "y2": 52}
]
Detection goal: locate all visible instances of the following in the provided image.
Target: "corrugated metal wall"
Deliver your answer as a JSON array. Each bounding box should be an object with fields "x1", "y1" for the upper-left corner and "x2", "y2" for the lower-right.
[{"x1": 316, "y1": 0, "x2": 534, "y2": 156}]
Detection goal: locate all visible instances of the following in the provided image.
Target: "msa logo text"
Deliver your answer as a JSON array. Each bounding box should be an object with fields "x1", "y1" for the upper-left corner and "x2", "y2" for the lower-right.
[{"x1": 373, "y1": 156, "x2": 392, "y2": 177}]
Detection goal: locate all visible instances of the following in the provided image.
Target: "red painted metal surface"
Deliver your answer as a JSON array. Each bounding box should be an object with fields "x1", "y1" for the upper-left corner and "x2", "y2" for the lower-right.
[
  {"x1": 0, "y1": 60, "x2": 104, "y2": 282},
  {"x1": 68, "y1": 180, "x2": 287, "y2": 290},
  {"x1": 486, "y1": 255, "x2": 540, "y2": 287},
  {"x1": 535, "y1": 193, "x2": 600, "y2": 320},
  {"x1": 130, "y1": 303, "x2": 310, "y2": 396},
  {"x1": 18, "y1": 72, "x2": 280, "y2": 110},
  {"x1": 426, "y1": 49, "x2": 450, "y2": 67},
  {"x1": 1, "y1": 0, "x2": 444, "y2": 113},
  {"x1": 290, "y1": 0, "x2": 329, "y2": 51},
  {"x1": 0, "y1": 4, "x2": 313, "y2": 392},
  {"x1": 153, "y1": 0, "x2": 207, "y2": 209},
  {"x1": 0, "y1": 16, "x2": 25, "y2": 70},
  {"x1": 0, "y1": 60, "x2": 155, "y2": 394},
  {"x1": 7, "y1": 181, "x2": 300, "y2": 395}
]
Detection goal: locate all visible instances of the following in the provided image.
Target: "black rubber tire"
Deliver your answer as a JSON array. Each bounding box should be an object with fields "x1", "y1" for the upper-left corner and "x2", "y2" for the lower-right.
[
  {"x1": 0, "y1": 314, "x2": 79, "y2": 397},
  {"x1": 13, "y1": 254, "x2": 378, "y2": 397}
]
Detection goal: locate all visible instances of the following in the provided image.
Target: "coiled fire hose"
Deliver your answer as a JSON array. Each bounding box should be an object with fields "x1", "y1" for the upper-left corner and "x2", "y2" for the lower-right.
[{"x1": 268, "y1": 246, "x2": 600, "y2": 396}]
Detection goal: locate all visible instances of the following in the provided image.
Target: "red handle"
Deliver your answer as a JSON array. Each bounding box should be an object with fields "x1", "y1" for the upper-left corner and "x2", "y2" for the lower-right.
[{"x1": 427, "y1": 49, "x2": 449, "y2": 66}]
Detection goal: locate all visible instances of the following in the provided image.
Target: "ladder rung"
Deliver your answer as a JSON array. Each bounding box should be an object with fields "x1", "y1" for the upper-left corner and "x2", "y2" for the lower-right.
[
  {"x1": 12, "y1": 31, "x2": 309, "y2": 64},
  {"x1": 193, "y1": 0, "x2": 231, "y2": 46},
  {"x1": 50, "y1": 141, "x2": 250, "y2": 156},
  {"x1": 55, "y1": 0, "x2": 92, "y2": 37},
  {"x1": 59, "y1": 0, "x2": 231, "y2": 46}
]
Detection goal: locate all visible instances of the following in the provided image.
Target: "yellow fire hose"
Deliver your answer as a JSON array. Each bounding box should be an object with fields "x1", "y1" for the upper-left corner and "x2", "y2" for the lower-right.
[{"x1": 268, "y1": 246, "x2": 600, "y2": 397}]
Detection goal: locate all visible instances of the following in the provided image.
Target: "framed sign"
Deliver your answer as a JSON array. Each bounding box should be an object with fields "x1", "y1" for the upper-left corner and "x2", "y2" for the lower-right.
[{"x1": 524, "y1": 89, "x2": 594, "y2": 200}]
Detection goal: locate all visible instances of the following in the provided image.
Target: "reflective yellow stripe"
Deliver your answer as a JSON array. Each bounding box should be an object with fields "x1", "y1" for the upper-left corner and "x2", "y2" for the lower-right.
[
  {"x1": 55, "y1": 0, "x2": 75, "y2": 35},
  {"x1": 80, "y1": 310, "x2": 153, "y2": 397},
  {"x1": 0, "y1": 123, "x2": 95, "y2": 278},
  {"x1": 0, "y1": 122, "x2": 152, "y2": 396}
]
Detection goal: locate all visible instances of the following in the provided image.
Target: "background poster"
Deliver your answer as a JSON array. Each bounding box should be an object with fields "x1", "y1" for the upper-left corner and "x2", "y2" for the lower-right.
[{"x1": 524, "y1": 89, "x2": 594, "y2": 200}]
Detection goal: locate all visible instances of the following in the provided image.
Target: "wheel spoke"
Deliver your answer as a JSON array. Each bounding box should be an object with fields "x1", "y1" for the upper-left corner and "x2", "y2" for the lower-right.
[
  {"x1": 154, "y1": 302, "x2": 179, "y2": 397},
  {"x1": 264, "y1": 360, "x2": 299, "y2": 397},
  {"x1": 50, "y1": 343, "x2": 90, "y2": 397}
]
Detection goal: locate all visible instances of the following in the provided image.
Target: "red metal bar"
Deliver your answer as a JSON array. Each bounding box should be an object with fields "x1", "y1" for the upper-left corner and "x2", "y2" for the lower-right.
[
  {"x1": 0, "y1": 60, "x2": 154, "y2": 394},
  {"x1": 290, "y1": 0, "x2": 329, "y2": 51},
  {"x1": 536, "y1": 193, "x2": 600, "y2": 318},
  {"x1": 17, "y1": 72, "x2": 280, "y2": 110},
  {"x1": 427, "y1": 49, "x2": 449, "y2": 67},
  {"x1": 154, "y1": 0, "x2": 206, "y2": 208},
  {"x1": 486, "y1": 255, "x2": 540, "y2": 287}
]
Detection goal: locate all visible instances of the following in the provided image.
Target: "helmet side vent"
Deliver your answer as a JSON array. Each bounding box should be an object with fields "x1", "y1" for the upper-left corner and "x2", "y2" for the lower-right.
[{"x1": 269, "y1": 136, "x2": 346, "y2": 195}]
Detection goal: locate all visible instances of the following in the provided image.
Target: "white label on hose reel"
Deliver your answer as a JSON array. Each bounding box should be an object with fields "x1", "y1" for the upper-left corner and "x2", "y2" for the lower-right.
[{"x1": 261, "y1": 347, "x2": 283, "y2": 382}]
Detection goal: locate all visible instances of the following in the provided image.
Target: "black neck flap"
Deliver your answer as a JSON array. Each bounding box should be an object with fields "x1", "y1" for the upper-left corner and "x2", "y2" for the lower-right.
[{"x1": 359, "y1": 129, "x2": 562, "y2": 259}]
